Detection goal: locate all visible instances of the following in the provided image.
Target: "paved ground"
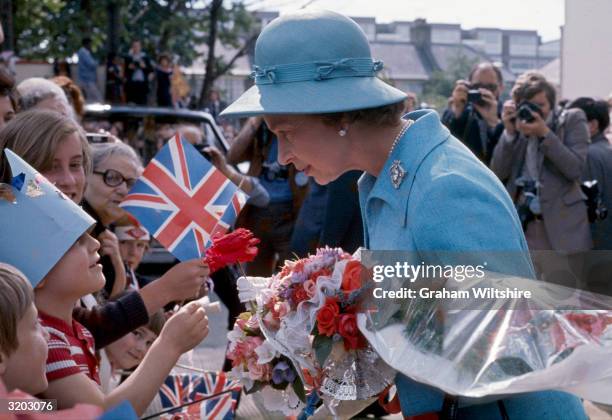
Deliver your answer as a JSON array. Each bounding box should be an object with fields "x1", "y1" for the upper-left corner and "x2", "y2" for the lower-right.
[{"x1": 176, "y1": 292, "x2": 611, "y2": 420}]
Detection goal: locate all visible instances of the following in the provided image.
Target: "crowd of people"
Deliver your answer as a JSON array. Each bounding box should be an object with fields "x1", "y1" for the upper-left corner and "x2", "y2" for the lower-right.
[
  {"x1": 73, "y1": 38, "x2": 194, "y2": 110},
  {"x1": 0, "y1": 8, "x2": 611, "y2": 419},
  {"x1": 439, "y1": 63, "x2": 612, "y2": 293},
  {"x1": 0, "y1": 68, "x2": 219, "y2": 418}
]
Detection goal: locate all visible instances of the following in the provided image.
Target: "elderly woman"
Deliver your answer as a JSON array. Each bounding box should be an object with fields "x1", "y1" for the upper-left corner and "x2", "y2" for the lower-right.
[
  {"x1": 0, "y1": 110, "x2": 208, "y2": 349},
  {"x1": 82, "y1": 142, "x2": 144, "y2": 298},
  {"x1": 221, "y1": 10, "x2": 586, "y2": 420},
  {"x1": 16, "y1": 77, "x2": 74, "y2": 119}
]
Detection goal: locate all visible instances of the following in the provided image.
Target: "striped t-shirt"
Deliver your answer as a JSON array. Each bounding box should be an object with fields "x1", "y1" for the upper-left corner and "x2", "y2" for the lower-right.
[{"x1": 39, "y1": 311, "x2": 100, "y2": 385}]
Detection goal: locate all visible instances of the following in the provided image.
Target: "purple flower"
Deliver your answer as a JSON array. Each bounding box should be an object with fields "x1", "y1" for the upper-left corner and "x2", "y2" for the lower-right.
[{"x1": 271, "y1": 360, "x2": 296, "y2": 385}]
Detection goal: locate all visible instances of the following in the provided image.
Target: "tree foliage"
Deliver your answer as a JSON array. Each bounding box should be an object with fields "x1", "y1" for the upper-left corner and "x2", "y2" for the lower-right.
[
  {"x1": 7, "y1": 0, "x2": 256, "y2": 68},
  {"x1": 422, "y1": 50, "x2": 479, "y2": 110}
]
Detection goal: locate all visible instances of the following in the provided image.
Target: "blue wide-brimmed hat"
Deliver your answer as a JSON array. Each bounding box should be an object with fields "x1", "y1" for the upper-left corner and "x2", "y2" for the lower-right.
[
  {"x1": 0, "y1": 149, "x2": 95, "y2": 287},
  {"x1": 221, "y1": 10, "x2": 407, "y2": 117}
]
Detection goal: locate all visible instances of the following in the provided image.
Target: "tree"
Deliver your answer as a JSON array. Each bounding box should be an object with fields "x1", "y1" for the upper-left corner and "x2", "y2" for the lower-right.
[
  {"x1": 197, "y1": 0, "x2": 257, "y2": 108},
  {"x1": 5, "y1": 0, "x2": 257, "y2": 104},
  {"x1": 0, "y1": 0, "x2": 16, "y2": 52},
  {"x1": 11, "y1": 0, "x2": 107, "y2": 58},
  {"x1": 421, "y1": 50, "x2": 479, "y2": 110}
]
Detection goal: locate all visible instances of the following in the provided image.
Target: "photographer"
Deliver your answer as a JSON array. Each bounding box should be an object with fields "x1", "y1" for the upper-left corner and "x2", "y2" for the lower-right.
[
  {"x1": 568, "y1": 97, "x2": 612, "y2": 250},
  {"x1": 491, "y1": 74, "x2": 592, "y2": 281},
  {"x1": 441, "y1": 62, "x2": 504, "y2": 165}
]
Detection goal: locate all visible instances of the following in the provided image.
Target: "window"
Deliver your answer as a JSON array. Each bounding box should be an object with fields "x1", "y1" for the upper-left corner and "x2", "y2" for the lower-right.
[
  {"x1": 431, "y1": 28, "x2": 461, "y2": 44},
  {"x1": 509, "y1": 34, "x2": 538, "y2": 56}
]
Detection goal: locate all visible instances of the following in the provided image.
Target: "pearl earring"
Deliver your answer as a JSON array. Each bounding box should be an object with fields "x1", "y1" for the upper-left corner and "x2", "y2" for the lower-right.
[{"x1": 338, "y1": 128, "x2": 347, "y2": 137}]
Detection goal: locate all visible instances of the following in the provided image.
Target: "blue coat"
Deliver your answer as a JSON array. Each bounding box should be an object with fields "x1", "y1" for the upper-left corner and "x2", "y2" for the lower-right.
[{"x1": 358, "y1": 109, "x2": 587, "y2": 419}]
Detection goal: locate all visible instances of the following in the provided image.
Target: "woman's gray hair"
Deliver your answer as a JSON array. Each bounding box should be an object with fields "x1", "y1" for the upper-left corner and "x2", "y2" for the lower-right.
[
  {"x1": 90, "y1": 141, "x2": 143, "y2": 172},
  {"x1": 16, "y1": 77, "x2": 69, "y2": 111}
]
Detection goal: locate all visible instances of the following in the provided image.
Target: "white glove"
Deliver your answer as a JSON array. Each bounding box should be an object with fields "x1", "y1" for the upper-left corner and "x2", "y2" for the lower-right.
[{"x1": 237, "y1": 276, "x2": 269, "y2": 302}]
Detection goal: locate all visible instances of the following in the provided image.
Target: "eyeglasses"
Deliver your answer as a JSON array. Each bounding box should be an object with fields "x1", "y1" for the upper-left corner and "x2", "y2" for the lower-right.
[{"x1": 93, "y1": 169, "x2": 137, "y2": 189}]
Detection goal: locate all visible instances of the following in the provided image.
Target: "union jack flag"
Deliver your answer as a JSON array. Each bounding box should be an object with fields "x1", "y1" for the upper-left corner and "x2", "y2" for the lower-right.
[
  {"x1": 157, "y1": 372, "x2": 242, "y2": 420},
  {"x1": 120, "y1": 134, "x2": 248, "y2": 261}
]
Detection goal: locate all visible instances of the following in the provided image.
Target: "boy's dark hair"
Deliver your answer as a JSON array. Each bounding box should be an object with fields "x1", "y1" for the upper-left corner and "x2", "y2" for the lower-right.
[
  {"x1": 513, "y1": 76, "x2": 556, "y2": 110},
  {"x1": 146, "y1": 311, "x2": 166, "y2": 336},
  {"x1": 568, "y1": 97, "x2": 610, "y2": 133},
  {"x1": 0, "y1": 264, "x2": 34, "y2": 357}
]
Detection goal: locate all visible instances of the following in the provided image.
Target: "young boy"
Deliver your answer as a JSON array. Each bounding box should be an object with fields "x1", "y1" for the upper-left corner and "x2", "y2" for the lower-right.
[
  {"x1": 115, "y1": 221, "x2": 151, "y2": 291},
  {"x1": 0, "y1": 150, "x2": 210, "y2": 416},
  {"x1": 0, "y1": 263, "x2": 50, "y2": 396},
  {"x1": 0, "y1": 263, "x2": 104, "y2": 419}
]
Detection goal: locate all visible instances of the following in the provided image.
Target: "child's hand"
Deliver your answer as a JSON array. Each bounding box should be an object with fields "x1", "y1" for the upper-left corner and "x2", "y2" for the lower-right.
[
  {"x1": 158, "y1": 259, "x2": 209, "y2": 302},
  {"x1": 159, "y1": 302, "x2": 209, "y2": 356}
]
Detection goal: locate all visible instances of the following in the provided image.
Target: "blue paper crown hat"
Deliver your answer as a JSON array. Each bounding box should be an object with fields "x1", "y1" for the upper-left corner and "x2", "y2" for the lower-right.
[
  {"x1": 0, "y1": 149, "x2": 95, "y2": 287},
  {"x1": 220, "y1": 10, "x2": 407, "y2": 117}
]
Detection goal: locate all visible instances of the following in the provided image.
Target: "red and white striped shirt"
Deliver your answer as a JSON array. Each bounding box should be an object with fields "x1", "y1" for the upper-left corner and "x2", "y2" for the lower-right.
[{"x1": 39, "y1": 311, "x2": 100, "y2": 385}]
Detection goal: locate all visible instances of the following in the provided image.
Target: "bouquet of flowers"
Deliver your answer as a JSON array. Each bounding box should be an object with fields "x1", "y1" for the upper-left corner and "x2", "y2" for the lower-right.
[
  {"x1": 227, "y1": 310, "x2": 306, "y2": 416},
  {"x1": 237, "y1": 248, "x2": 395, "y2": 403},
  {"x1": 358, "y1": 264, "x2": 612, "y2": 404}
]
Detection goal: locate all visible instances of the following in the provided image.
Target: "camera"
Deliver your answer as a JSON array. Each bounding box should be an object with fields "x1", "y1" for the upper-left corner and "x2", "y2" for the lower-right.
[
  {"x1": 467, "y1": 89, "x2": 485, "y2": 106},
  {"x1": 581, "y1": 180, "x2": 608, "y2": 223},
  {"x1": 85, "y1": 132, "x2": 111, "y2": 144},
  {"x1": 517, "y1": 101, "x2": 543, "y2": 123},
  {"x1": 515, "y1": 178, "x2": 540, "y2": 229}
]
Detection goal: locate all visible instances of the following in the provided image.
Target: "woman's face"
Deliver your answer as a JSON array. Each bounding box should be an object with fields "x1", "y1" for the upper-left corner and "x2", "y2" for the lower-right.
[
  {"x1": 0, "y1": 304, "x2": 50, "y2": 395},
  {"x1": 38, "y1": 233, "x2": 104, "y2": 300},
  {"x1": 105, "y1": 327, "x2": 157, "y2": 370},
  {"x1": 41, "y1": 133, "x2": 86, "y2": 203},
  {"x1": 85, "y1": 155, "x2": 140, "y2": 225},
  {"x1": 0, "y1": 95, "x2": 15, "y2": 132},
  {"x1": 264, "y1": 115, "x2": 351, "y2": 185}
]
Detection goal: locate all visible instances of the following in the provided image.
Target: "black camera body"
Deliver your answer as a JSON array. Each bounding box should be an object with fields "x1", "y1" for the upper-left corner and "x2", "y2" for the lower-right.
[
  {"x1": 581, "y1": 180, "x2": 608, "y2": 223},
  {"x1": 467, "y1": 89, "x2": 485, "y2": 106},
  {"x1": 517, "y1": 101, "x2": 544, "y2": 123},
  {"x1": 515, "y1": 179, "x2": 539, "y2": 229}
]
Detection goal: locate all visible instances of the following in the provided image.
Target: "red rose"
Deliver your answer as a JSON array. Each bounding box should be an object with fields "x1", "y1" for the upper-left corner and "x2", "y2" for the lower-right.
[
  {"x1": 309, "y1": 267, "x2": 332, "y2": 283},
  {"x1": 316, "y1": 297, "x2": 340, "y2": 336},
  {"x1": 205, "y1": 228, "x2": 260, "y2": 273},
  {"x1": 291, "y1": 286, "x2": 310, "y2": 305},
  {"x1": 338, "y1": 313, "x2": 365, "y2": 350},
  {"x1": 341, "y1": 260, "x2": 362, "y2": 292}
]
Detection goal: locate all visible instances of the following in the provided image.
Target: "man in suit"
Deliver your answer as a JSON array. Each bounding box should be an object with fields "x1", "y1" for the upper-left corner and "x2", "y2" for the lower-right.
[
  {"x1": 442, "y1": 62, "x2": 505, "y2": 165},
  {"x1": 490, "y1": 74, "x2": 592, "y2": 284}
]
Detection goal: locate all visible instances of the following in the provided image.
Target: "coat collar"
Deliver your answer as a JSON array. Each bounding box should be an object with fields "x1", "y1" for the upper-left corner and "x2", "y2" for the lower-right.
[
  {"x1": 358, "y1": 109, "x2": 450, "y2": 227},
  {"x1": 592, "y1": 131, "x2": 609, "y2": 144}
]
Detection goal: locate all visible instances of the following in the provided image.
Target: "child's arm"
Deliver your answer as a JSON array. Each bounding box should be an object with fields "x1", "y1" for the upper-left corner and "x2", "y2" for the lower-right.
[{"x1": 41, "y1": 302, "x2": 209, "y2": 415}]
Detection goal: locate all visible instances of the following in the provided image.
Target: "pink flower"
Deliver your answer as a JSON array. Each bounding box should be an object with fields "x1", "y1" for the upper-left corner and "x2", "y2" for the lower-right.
[
  {"x1": 274, "y1": 301, "x2": 291, "y2": 319},
  {"x1": 263, "y1": 311, "x2": 280, "y2": 329},
  {"x1": 247, "y1": 358, "x2": 271, "y2": 381},
  {"x1": 303, "y1": 280, "x2": 317, "y2": 298}
]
